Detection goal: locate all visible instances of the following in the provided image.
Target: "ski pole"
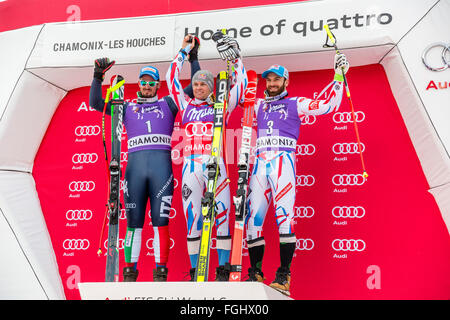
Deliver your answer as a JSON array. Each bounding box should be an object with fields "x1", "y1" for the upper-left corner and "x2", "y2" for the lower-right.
[
  {"x1": 221, "y1": 28, "x2": 232, "y2": 184},
  {"x1": 323, "y1": 24, "x2": 368, "y2": 180}
]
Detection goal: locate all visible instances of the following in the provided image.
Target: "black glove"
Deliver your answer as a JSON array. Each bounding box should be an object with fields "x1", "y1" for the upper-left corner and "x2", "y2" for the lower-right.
[
  {"x1": 188, "y1": 36, "x2": 200, "y2": 62},
  {"x1": 94, "y1": 57, "x2": 115, "y2": 81}
]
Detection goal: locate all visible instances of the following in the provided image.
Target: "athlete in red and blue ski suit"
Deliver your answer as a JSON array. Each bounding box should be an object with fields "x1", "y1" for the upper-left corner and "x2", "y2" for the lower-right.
[
  {"x1": 245, "y1": 54, "x2": 349, "y2": 295},
  {"x1": 166, "y1": 34, "x2": 247, "y2": 280}
]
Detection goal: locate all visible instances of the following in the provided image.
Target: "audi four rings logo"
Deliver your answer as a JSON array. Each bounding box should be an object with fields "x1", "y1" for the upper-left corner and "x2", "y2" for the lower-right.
[
  {"x1": 146, "y1": 237, "x2": 176, "y2": 250},
  {"x1": 69, "y1": 181, "x2": 95, "y2": 192},
  {"x1": 332, "y1": 206, "x2": 366, "y2": 218},
  {"x1": 185, "y1": 122, "x2": 213, "y2": 137},
  {"x1": 75, "y1": 125, "x2": 101, "y2": 136},
  {"x1": 72, "y1": 153, "x2": 98, "y2": 164},
  {"x1": 299, "y1": 115, "x2": 316, "y2": 125},
  {"x1": 333, "y1": 111, "x2": 365, "y2": 123},
  {"x1": 295, "y1": 238, "x2": 314, "y2": 251},
  {"x1": 66, "y1": 209, "x2": 93, "y2": 221},
  {"x1": 422, "y1": 42, "x2": 450, "y2": 72},
  {"x1": 63, "y1": 239, "x2": 90, "y2": 250},
  {"x1": 296, "y1": 175, "x2": 315, "y2": 187},
  {"x1": 332, "y1": 239, "x2": 366, "y2": 252},
  {"x1": 332, "y1": 142, "x2": 365, "y2": 154},
  {"x1": 294, "y1": 206, "x2": 315, "y2": 218},
  {"x1": 296, "y1": 144, "x2": 316, "y2": 156},
  {"x1": 103, "y1": 239, "x2": 125, "y2": 250},
  {"x1": 332, "y1": 174, "x2": 366, "y2": 186}
]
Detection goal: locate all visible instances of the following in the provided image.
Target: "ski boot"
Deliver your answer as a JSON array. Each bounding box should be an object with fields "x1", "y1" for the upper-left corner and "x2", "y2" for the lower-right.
[
  {"x1": 245, "y1": 267, "x2": 265, "y2": 282},
  {"x1": 153, "y1": 266, "x2": 168, "y2": 282},
  {"x1": 189, "y1": 268, "x2": 196, "y2": 281},
  {"x1": 269, "y1": 267, "x2": 291, "y2": 296},
  {"x1": 215, "y1": 265, "x2": 230, "y2": 281},
  {"x1": 123, "y1": 267, "x2": 139, "y2": 282}
]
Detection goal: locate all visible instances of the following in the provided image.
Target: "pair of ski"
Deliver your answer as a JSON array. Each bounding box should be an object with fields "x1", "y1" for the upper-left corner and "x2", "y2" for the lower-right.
[{"x1": 194, "y1": 69, "x2": 258, "y2": 282}]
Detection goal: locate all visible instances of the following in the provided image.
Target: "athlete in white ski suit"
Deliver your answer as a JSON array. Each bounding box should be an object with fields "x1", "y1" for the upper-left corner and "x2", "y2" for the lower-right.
[
  {"x1": 245, "y1": 53, "x2": 350, "y2": 295},
  {"x1": 166, "y1": 34, "x2": 247, "y2": 280}
]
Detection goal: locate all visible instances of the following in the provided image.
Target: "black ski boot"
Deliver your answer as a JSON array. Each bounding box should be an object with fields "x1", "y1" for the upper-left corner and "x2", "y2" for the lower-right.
[
  {"x1": 215, "y1": 265, "x2": 230, "y2": 281},
  {"x1": 123, "y1": 267, "x2": 139, "y2": 282},
  {"x1": 245, "y1": 267, "x2": 265, "y2": 282},
  {"x1": 153, "y1": 266, "x2": 168, "y2": 282}
]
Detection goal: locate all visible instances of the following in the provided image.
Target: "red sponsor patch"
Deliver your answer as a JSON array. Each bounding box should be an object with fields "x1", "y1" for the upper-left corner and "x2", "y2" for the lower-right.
[{"x1": 308, "y1": 100, "x2": 320, "y2": 110}]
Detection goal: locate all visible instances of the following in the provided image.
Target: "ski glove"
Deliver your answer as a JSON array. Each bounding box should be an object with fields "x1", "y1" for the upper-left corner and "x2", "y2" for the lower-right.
[
  {"x1": 212, "y1": 31, "x2": 240, "y2": 61},
  {"x1": 334, "y1": 53, "x2": 349, "y2": 76},
  {"x1": 94, "y1": 57, "x2": 115, "y2": 81},
  {"x1": 188, "y1": 36, "x2": 201, "y2": 62}
]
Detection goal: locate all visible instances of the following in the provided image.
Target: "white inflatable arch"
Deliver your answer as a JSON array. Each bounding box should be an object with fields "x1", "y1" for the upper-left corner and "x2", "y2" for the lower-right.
[{"x1": 0, "y1": 0, "x2": 448, "y2": 299}]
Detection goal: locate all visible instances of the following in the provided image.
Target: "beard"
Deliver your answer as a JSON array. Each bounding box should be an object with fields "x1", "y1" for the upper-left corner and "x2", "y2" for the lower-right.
[
  {"x1": 266, "y1": 81, "x2": 287, "y2": 97},
  {"x1": 139, "y1": 90, "x2": 157, "y2": 98}
]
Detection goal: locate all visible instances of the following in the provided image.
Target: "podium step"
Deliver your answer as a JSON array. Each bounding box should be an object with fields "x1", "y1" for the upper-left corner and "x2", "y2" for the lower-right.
[{"x1": 78, "y1": 281, "x2": 292, "y2": 300}]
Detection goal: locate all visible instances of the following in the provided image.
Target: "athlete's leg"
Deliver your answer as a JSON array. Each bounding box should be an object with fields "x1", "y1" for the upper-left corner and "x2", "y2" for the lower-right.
[
  {"x1": 123, "y1": 152, "x2": 149, "y2": 273},
  {"x1": 245, "y1": 154, "x2": 271, "y2": 273},
  {"x1": 268, "y1": 151, "x2": 296, "y2": 270},
  {"x1": 181, "y1": 155, "x2": 205, "y2": 268},
  {"x1": 147, "y1": 150, "x2": 174, "y2": 269}
]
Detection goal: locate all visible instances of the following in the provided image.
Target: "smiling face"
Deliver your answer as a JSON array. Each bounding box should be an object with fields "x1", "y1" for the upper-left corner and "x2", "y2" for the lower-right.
[
  {"x1": 193, "y1": 80, "x2": 211, "y2": 100},
  {"x1": 265, "y1": 72, "x2": 289, "y2": 97},
  {"x1": 138, "y1": 74, "x2": 160, "y2": 98}
]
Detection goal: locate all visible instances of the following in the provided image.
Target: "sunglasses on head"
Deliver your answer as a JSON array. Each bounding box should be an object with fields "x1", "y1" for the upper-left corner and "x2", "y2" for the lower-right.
[{"x1": 139, "y1": 80, "x2": 159, "y2": 87}]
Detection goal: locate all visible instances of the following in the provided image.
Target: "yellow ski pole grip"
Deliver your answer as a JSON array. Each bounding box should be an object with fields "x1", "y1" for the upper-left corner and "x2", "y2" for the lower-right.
[{"x1": 324, "y1": 24, "x2": 336, "y2": 44}]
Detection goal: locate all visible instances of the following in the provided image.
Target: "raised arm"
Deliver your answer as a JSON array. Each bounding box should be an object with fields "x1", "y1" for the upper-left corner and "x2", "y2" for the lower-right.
[
  {"x1": 166, "y1": 36, "x2": 196, "y2": 112},
  {"x1": 211, "y1": 32, "x2": 247, "y2": 114},
  {"x1": 89, "y1": 57, "x2": 115, "y2": 115},
  {"x1": 297, "y1": 53, "x2": 349, "y2": 117}
]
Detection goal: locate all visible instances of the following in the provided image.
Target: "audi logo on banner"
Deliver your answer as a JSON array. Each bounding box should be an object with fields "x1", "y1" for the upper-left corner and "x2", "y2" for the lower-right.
[
  {"x1": 332, "y1": 142, "x2": 365, "y2": 155},
  {"x1": 295, "y1": 238, "x2": 314, "y2": 251},
  {"x1": 333, "y1": 111, "x2": 365, "y2": 123},
  {"x1": 69, "y1": 181, "x2": 95, "y2": 192},
  {"x1": 103, "y1": 238, "x2": 125, "y2": 250},
  {"x1": 332, "y1": 206, "x2": 366, "y2": 218},
  {"x1": 299, "y1": 115, "x2": 316, "y2": 125},
  {"x1": 66, "y1": 209, "x2": 93, "y2": 221},
  {"x1": 332, "y1": 239, "x2": 366, "y2": 252},
  {"x1": 296, "y1": 144, "x2": 316, "y2": 156},
  {"x1": 296, "y1": 175, "x2": 315, "y2": 187},
  {"x1": 63, "y1": 239, "x2": 90, "y2": 250},
  {"x1": 422, "y1": 42, "x2": 450, "y2": 72},
  {"x1": 146, "y1": 237, "x2": 176, "y2": 250},
  {"x1": 74, "y1": 125, "x2": 101, "y2": 136},
  {"x1": 72, "y1": 153, "x2": 98, "y2": 164},
  {"x1": 185, "y1": 122, "x2": 213, "y2": 137},
  {"x1": 294, "y1": 206, "x2": 315, "y2": 218},
  {"x1": 332, "y1": 174, "x2": 366, "y2": 186}
]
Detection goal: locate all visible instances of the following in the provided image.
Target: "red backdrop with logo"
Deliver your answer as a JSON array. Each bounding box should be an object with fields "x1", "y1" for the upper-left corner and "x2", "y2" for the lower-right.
[{"x1": 33, "y1": 64, "x2": 450, "y2": 300}]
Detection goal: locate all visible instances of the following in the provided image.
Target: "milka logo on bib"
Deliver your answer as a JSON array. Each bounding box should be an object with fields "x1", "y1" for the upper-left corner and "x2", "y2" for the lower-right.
[
  {"x1": 142, "y1": 105, "x2": 164, "y2": 118},
  {"x1": 185, "y1": 106, "x2": 214, "y2": 122},
  {"x1": 132, "y1": 104, "x2": 164, "y2": 119},
  {"x1": 263, "y1": 103, "x2": 288, "y2": 120}
]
